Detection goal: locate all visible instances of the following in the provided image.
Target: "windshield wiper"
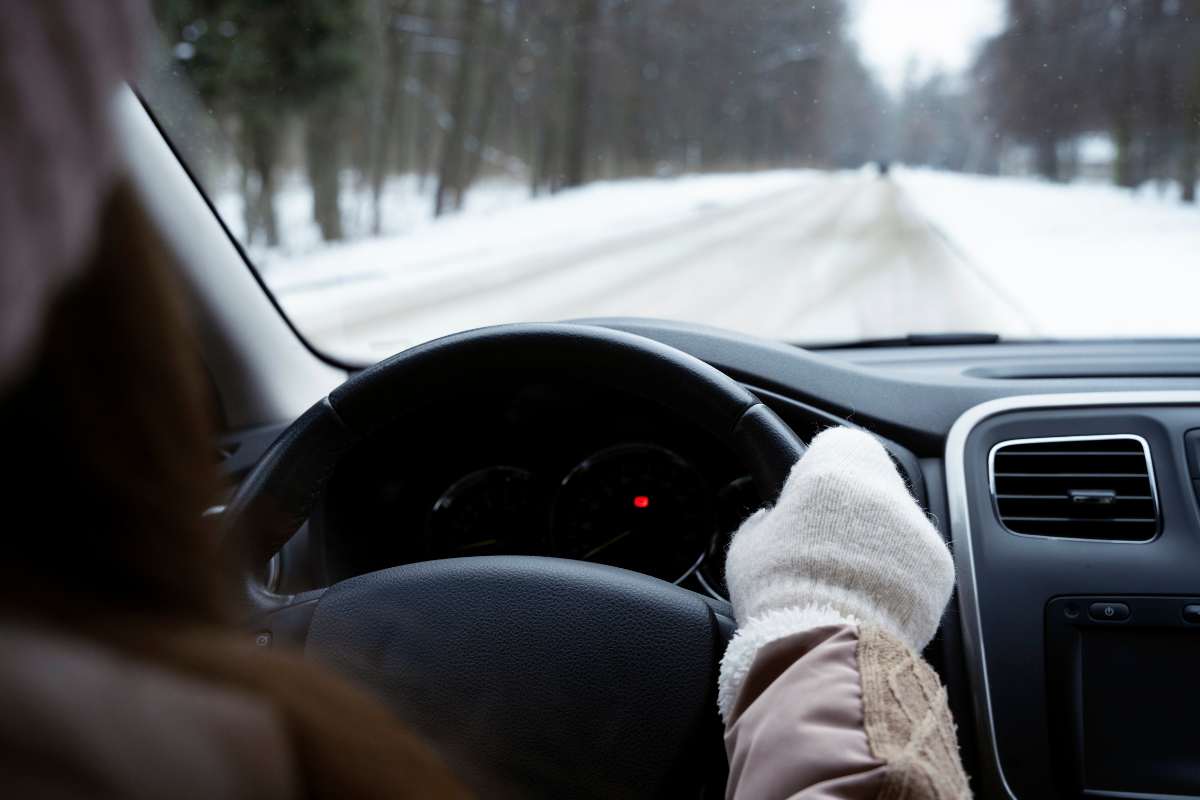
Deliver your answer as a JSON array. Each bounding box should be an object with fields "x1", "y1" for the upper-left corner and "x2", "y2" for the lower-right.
[{"x1": 804, "y1": 332, "x2": 1002, "y2": 350}]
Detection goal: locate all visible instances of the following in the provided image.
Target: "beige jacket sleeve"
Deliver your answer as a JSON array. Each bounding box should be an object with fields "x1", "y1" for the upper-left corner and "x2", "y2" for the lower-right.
[{"x1": 723, "y1": 623, "x2": 971, "y2": 800}]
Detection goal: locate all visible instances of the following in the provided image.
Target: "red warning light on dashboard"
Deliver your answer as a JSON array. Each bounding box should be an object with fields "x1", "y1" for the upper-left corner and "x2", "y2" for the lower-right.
[{"x1": 632, "y1": 495, "x2": 651, "y2": 509}]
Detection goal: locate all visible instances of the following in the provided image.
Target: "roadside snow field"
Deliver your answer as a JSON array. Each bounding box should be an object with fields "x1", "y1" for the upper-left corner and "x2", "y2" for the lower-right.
[{"x1": 897, "y1": 169, "x2": 1200, "y2": 339}]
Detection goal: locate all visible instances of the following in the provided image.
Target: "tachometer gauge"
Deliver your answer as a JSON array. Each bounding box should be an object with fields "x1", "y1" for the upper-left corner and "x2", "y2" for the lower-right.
[
  {"x1": 552, "y1": 444, "x2": 713, "y2": 581},
  {"x1": 427, "y1": 467, "x2": 548, "y2": 558}
]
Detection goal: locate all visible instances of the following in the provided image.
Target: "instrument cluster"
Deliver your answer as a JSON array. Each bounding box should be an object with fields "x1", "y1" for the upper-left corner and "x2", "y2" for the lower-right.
[{"x1": 426, "y1": 442, "x2": 756, "y2": 588}]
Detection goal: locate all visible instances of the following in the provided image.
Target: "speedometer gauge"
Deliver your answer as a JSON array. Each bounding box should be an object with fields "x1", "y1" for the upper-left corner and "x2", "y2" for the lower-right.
[
  {"x1": 427, "y1": 467, "x2": 548, "y2": 558},
  {"x1": 552, "y1": 444, "x2": 713, "y2": 581}
]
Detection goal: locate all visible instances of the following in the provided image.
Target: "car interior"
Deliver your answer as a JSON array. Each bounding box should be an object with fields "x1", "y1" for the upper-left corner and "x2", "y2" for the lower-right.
[
  {"x1": 0, "y1": 0, "x2": 1165, "y2": 793},
  {"x1": 108, "y1": 71, "x2": 1200, "y2": 798}
]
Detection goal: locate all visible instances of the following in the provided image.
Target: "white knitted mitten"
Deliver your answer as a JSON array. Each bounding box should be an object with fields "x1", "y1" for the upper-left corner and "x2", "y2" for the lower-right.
[{"x1": 718, "y1": 426, "x2": 955, "y2": 719}]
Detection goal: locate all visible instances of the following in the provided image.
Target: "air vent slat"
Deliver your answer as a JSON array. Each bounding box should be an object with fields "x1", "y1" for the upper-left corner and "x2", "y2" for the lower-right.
[
  {"x1": 995, "y1": 450, "x2": 1144, "y2": 457},
  {"x1": 996, "y1": 494, "x2": 1152, "y2": 500},
  {"x1": 994, "y1": 472, "x2": 1148, "y2": 478},
  {"x1": 1001, "y1": 516, "x2": 1157, "y2": 523},
  {"x1": 990, "y1": 436, "x2": 1159, "y2": 541}
]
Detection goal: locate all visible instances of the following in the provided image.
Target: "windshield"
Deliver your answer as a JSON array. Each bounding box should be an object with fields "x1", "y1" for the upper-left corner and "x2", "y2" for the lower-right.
[{"x1": 143, "y1": 1, "x2": 1200, "y2": 362}]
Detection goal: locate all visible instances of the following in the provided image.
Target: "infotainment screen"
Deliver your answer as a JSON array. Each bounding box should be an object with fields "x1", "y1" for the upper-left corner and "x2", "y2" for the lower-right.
[{"x1": 1079, "y1": 626, "x2": 1200, "y2": 797}]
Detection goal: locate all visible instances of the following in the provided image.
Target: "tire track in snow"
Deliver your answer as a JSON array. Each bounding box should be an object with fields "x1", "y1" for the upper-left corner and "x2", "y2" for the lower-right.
[
  {"x1": 765, "y1": 177, "x2": 1038, "y2": 340},
  {"x1": 576, "y1": 174, "x2": 870, "y2": 325}
]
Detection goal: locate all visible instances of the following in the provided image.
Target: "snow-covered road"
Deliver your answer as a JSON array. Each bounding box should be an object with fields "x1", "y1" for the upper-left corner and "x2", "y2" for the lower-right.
[{"x1": 268, "y1": 169, "x2": 1195, "y2": 361}]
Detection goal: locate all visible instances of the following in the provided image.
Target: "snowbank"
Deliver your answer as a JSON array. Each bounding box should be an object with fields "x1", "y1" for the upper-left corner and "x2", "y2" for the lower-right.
[{"x1": 896, "y1": 169, "x2": 1200, "y2": 338}]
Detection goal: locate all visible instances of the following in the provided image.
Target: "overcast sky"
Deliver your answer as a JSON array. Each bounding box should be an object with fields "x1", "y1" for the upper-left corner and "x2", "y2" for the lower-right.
[{"x1": 851, "y1": 0, "x2": 1004, "y2": 93}]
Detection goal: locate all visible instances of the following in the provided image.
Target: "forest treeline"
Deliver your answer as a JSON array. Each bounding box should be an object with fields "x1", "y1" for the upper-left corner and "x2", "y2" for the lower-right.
[
  {"x1": 902, "y1": 0, "x2": 1200, "y2": 200},
  {"x1": 151, "y1": 0, "x2": 1200, "y2": 248}
]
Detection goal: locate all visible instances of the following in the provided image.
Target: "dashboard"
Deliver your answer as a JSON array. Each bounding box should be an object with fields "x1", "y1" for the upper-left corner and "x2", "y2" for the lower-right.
[{"x1": 227, "y1": 320, "x2": 1200, "y2": 800}]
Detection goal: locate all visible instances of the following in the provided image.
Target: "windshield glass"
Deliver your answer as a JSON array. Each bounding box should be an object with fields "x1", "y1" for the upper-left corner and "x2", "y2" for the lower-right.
[{"x1": 142, "y1": 1, "x2": 1200, "y2": 362}]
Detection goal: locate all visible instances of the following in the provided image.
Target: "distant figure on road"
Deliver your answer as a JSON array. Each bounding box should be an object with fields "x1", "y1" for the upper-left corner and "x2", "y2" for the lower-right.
[{"x1": 877, "y1": 160, "x2": 891, "y2": 177}]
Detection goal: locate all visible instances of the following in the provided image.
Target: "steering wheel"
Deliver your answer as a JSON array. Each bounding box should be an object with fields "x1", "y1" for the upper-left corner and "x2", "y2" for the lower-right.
[{"x1": 222, "y1": 323, "x2": 805, "y2": 798}]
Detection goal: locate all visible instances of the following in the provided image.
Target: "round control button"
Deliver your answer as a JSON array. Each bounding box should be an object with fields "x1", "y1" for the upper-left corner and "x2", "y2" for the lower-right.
[{"x1": 1088, "y1": 601, "x2": 1130, "y2": 622}]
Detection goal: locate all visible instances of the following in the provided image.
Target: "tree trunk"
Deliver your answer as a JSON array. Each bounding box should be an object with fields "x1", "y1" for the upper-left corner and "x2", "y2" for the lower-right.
[
  {"x1": 533, "y1": 124, "x2": 557, "y2": 196},
  {"x1": 372, "y1": 50, "x2": 409, "y2": 232},
  {"x1": 563, "y1": 0, "x2": 597, "y2": 188},
  {"x1": 458, "y1": 76, "x2": 498, "y2": 208},
  {"x1": 239, "y1": 160, "x2": 254, "y2": 244},
  {"x1": 1181, "y1": 121, "x2": 1198, "y2": 204},
  {"x1": 1034, "y1": 132, "x2": 1059, "y2": 182},
  {"x1": 244, "y1": 116, "x2": 280, "y2": 248},
  {"x1": 1113, "y1": 114, "x2": 1138, "y2": 189},
  {"x1": 306, "y1": 98, "x2": 345, "y2": 242},
  {"x1": 367, "y1": 1, "x2": 410, "y2": 235},
  {"x1": 462, "y1": 3, "x2": 524, "y2": 196},
  {"x1": 414, "y1": 0, "x2": 440, "y2": 194},
  {"x1": 1182, "y1": 72, "x2": 1200, "y2": 204},
  {"x1": 434, "y1": 0, "x2": 483, "y2": 217}
]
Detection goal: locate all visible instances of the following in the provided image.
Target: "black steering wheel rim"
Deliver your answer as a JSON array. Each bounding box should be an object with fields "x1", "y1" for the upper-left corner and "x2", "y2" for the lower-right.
[
  {"x1": 220, "y1": 323, "x2": 805, "y2": 797},
  {"x1": 223, "y1": 322, "x2": 804, "y2": 610}
]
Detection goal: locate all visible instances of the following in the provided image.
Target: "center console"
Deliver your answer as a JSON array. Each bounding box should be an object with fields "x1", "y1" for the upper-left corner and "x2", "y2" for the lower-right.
[{"x1": 946, "y1": 393, "x2": 1200, "y2": 799}]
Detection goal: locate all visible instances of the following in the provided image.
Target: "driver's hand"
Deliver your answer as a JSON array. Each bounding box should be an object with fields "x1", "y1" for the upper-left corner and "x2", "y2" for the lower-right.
[{"x1": 718, "y1": 426, "x2": 955, "y2": 719}]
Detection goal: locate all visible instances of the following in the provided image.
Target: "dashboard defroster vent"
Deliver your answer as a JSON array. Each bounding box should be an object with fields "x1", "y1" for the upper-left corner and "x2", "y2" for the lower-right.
[{"x1": 989, "y1": 435, "x2": 1159, "y2": 541}]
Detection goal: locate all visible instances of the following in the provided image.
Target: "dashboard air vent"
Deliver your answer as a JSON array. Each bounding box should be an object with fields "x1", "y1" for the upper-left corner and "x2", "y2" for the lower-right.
[{"x1": 989, "y1": 435, "x2": 1158, "y2": 541}]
